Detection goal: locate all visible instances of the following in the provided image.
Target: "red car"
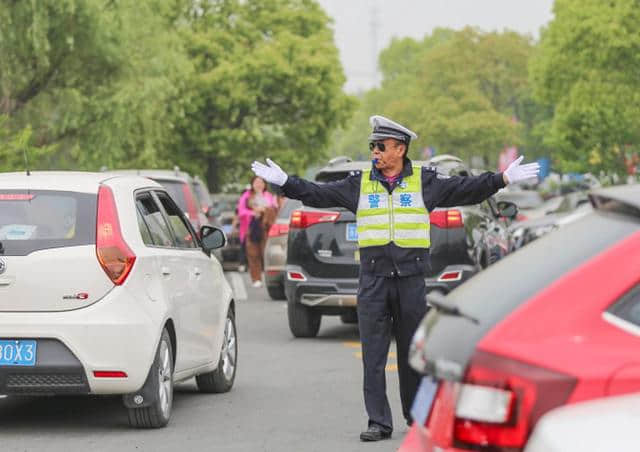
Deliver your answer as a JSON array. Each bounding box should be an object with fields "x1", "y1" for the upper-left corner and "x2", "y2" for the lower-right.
[{"x1": 400, "y1": 184, "x2": 640, "y2": 452}]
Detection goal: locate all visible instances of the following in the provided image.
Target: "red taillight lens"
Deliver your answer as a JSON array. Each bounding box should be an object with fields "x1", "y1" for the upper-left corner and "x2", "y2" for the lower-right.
[
  {"x1": 289, "y1": 210, "x2": 340, "y2": 228},
  {"x1": 96, "y1": 185, "x2": 136, "y2": 285},
  {"x1": 430, "y1": 209, "x2": 463, "y2": 228},
  {"x1": 452, "y1": 350, "x2": 576, "y2": 449},
  {"x1": 268, "y1": 223, "x2": 290, "y2": 237},
  {"x1": 181, "y1": 184, "x2": 200, "y2": 224}
]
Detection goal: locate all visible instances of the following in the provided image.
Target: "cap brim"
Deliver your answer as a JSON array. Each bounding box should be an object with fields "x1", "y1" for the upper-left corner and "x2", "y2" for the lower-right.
[{"x1": 368, "y1": 132, "x2": 409, "y2": 143}]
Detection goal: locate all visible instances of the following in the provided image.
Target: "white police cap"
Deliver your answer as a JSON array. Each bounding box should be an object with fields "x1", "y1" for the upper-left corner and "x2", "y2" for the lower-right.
[{"x1": 368, "y1": 115, "x2": 418, "y2": 144}]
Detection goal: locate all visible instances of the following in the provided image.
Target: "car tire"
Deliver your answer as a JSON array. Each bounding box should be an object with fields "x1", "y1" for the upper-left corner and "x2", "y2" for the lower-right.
[
  {"x1": 196, "y1": 308, "x2": 237, "y2": 393},
  {"x1": 127, "y1": 329, "x2": 173, "y2": 429},
  {"x1": 287, "y1": 298, "x2": 321, "y2": 338},
  {"x1": 340, "y1": 310, "x2": 358, "y2": 324},
  {"x1": 266, "y1": 284, "x2": 286, "y2": 300}
]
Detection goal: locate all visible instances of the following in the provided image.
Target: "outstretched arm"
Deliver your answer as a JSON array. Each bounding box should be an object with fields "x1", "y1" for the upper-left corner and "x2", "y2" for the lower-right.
[{"x1": 251, "y1": 159, "x2": 360, "y2": 213}]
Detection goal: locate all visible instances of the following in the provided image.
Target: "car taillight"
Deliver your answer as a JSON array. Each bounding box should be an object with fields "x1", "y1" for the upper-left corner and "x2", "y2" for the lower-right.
[
  {"x1": 452, "y1": 350, "x2": 576, "y2": 450},
  {"x1": 96, "y1": 185, "x2": 136, "y2": 285},
  {"x1": 268, "y1": 223, "x2": 290, "y2": 237},
  {"x1": 181, "y1": 184, "x2": 200, "y2": 224},
  {"x1": 430, "y1": 209, "x2": 463, "y2": 228},
  {"x1": 437, "y1": 270, "x2": 462, "y2": 282},
  {"x1": 290, "y1": 210, "x2": 340, "y2": 228},
  {"x1": 287, "y1": 271, "x2": 307, "y2": 281}
]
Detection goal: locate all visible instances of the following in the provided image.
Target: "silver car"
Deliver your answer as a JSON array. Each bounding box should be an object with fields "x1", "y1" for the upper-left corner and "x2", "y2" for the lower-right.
[{"x1": 264, "y1": 198, "x2": 301, "y2": 300}]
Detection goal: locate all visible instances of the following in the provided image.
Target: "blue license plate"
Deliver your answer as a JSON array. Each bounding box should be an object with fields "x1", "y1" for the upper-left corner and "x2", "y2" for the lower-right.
[
  {"x1": 346, "y1": 223, "x2": 358, "y2": 241},
  {"x1": 0, "y1": 340, "x2": 37, "y2": 366},
  {"x1": 410, "y1": 377, "x2": 438, "y2": 426}
]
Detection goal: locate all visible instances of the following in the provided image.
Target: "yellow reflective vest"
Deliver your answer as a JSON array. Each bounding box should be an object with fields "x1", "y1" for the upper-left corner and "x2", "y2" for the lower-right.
[{"x1": 356, "y1": 167, "x2": 430, "y2": 248}]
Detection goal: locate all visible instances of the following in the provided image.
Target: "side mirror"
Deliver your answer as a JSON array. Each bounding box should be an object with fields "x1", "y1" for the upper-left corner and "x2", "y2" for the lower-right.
[
  {"x1": 496, "y1": 201, "x2": 518, "y2": 219},
  {"x1": 200, "y1": 225, "x2": 226, "y2": 252}
]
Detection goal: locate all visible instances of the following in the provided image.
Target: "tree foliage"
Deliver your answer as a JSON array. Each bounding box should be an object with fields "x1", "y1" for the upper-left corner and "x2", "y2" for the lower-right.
[
  {"x1": 0, "y1": 0, "x2": 190, "y2": 171},
  {"x1": 0, "y1": 0, "x2": 353, "y2": 190},
  {"x1": 530, "y1": 0, "x2": 640, "y2": 174},
  {"x1": 331, "y1": 28, "x2": 547, "y2": 168},
  {"x1": 174, "y1": 0, "x2": 353, "y2": 190}
]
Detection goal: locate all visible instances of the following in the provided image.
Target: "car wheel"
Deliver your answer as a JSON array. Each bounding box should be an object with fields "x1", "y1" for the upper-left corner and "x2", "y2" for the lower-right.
[
  {"x1": 127, "y1": 328, "x2": 173, "y2": 428},
  {"x1": 196, "y1": 308, "x2": 237, "y2": 393},
  {"x1": 340, "y1": 310, "x2": 358, "y2": 324},
  {"x1": 287, "y1": 298, "x2": 321, "y2": 338},
  {"x1": 266, "y1": 283, "x2": 286, "y2": 300}
]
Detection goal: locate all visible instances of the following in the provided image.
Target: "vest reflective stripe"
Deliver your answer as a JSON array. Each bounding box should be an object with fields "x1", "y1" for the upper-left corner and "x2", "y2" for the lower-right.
[{"x1": 356, "y1": 167, "x2": 430, "y2": 248}]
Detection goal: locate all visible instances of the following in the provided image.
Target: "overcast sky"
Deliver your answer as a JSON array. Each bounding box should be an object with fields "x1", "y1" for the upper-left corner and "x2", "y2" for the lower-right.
[{"x1": 315, "y1": 0, "x2": 555, "y2": 93}]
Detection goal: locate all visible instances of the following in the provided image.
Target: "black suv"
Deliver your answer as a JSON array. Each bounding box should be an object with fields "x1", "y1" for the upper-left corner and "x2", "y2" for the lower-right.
[{"x1": 284, "y1": 155, "x2": 518, "y2": 337}]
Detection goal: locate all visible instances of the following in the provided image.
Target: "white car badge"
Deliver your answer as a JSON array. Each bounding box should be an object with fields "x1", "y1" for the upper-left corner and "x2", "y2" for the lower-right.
[{"x1": 0, "y1": 258, "x2": 6, "y2": 275}]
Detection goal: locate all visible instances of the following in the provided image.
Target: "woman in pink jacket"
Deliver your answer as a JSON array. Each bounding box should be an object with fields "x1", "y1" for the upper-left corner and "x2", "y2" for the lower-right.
[{"x1": 237, "y1": 176, "x2": 277, "y2": 287}]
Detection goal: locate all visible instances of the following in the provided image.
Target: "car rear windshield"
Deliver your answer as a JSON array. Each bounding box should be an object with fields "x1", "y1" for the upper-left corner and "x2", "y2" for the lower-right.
[
  {"x1": 152, "y1": 179, "x2": 188, "y2": 213},
  {"x1": 192, "y1": 181, "x2": 212, "y2": 208},
  {"x1": 278, "y1": 198, "x2": 302, "y2": 219},
  {"x1": 0, "y1": 190, "x2": 96, "y2": 256},
  {"x1": 451, "y1": 210, "x2": 640, "y2": 325}
]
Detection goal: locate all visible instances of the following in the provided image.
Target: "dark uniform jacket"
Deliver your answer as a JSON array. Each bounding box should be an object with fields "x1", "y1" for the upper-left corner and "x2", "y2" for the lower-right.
[{"x1": 281, "y1": 158, "x2": 506, "y2": 278}]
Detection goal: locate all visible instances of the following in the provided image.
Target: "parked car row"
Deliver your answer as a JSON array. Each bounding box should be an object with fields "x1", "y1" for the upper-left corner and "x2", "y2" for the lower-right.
[
  {"x1": 400, "y1": 183, "x2": 640, "y2": 451},
  {"x1": 0, "y1": 171, "x2": 236, "y2": 428}
]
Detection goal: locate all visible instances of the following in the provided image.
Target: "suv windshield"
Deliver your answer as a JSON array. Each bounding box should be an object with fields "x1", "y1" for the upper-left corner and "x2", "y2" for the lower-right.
[{"x1": 0, "y1": 190, "x2": 96, "y2": 256}]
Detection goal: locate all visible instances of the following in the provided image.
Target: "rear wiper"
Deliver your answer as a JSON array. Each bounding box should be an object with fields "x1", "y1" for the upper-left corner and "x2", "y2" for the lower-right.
[{"x1": 426, "y1": 291, "x2": 479, "y2": 325}]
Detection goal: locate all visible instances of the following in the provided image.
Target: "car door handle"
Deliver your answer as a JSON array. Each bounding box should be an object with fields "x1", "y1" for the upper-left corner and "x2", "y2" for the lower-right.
[
  {"x1": 161, "y1": 267, "x2": 171, "y2": 276},
  {"x1": 193, "y1": 268, "x2": 202, "y2": 277}
]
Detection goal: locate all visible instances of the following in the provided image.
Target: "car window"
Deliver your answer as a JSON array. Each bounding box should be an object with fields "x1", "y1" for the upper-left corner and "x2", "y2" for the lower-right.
[
  {"x1": 277, "y1": 198, "x2": 303, "y2": 219},
  {"x1": 480, "y1": 198, "x2": 498, "y2": 216},
  {"x1": 155, "y1": 192, "x2": 197, "y2": 249},
  {"x1": 0, "y1": 190, "x2": 96, "y2": 256},
  {"x1": 136, "y1": 193, "x2": 174, "y2": 247},
  {"x1": 192, "y1": 180, "x2": 212, "y2": 208},
  {"x1": 606, "y1": 285, "x2": 640, "y2": 328},
  {"x1": 136, "y1": 208, "x2": 154, "y2": 246}
]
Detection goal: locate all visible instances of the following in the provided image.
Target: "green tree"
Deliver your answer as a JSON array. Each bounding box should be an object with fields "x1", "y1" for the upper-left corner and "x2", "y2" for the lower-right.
[
  {"x1": 332, "y1": 28, "x2": 546, "y2": 168},
  {"x1": 172, "y1": 0, "x2": 354, "y2": 191},
  {"x1": 530, "y1": 0, "x2": 640, "y2": 174},
  {"x1": 0, "y1": 0, "x2": 191, "y2": 171}
]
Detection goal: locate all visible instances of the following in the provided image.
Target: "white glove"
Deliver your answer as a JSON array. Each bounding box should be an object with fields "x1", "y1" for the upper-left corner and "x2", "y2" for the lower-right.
[
  {"x1": 251, "y1": 158, "x2": 288, "y2": 186},
  {"x1": 503, "y1": 156, "x2": 540, "y2": 184}
]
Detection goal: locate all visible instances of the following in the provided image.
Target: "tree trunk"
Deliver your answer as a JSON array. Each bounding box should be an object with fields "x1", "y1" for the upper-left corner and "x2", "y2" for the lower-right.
[{"x1": 206, "y1": 155, "x2": 220, "y2": 193}]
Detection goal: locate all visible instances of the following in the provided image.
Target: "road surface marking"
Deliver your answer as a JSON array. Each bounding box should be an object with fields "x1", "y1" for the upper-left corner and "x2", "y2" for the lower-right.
[{"x1": 343, "y1": 341, "x2": 361, "y2": 349}]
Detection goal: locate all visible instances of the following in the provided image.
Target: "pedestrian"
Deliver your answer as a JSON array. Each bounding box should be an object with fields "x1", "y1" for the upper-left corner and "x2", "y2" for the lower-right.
[
  {"x1": 237, "y1": 176, "x2": 278, "y2": 288},
  {"x1": 251, "y1": 115, "x2": 539, "y2": 441}
]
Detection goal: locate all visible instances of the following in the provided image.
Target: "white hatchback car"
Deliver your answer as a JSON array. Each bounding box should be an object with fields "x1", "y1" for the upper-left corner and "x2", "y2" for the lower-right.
[{"x1": 0, "y1": 172, "x2": 236, "y2": 428}]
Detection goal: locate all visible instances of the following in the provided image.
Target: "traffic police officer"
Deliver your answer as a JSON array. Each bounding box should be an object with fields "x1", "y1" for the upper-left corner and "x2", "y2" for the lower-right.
[{"x1": 251, "y1": 115, "x2": 539, "y2": 442}]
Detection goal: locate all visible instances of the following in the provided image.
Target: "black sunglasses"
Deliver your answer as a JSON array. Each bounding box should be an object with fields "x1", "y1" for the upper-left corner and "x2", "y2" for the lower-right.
[{"x1": 369, "y1": 141, "x2": 386, "y2": 152}]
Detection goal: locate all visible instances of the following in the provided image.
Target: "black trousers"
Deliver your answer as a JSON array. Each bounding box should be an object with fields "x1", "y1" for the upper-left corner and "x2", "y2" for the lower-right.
[{"x1": 357, "y1": 272, "x2": 428, "y2": 431}]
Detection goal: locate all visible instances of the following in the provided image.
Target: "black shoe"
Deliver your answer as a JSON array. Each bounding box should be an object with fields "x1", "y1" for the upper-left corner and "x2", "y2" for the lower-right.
[{"x1": 359, "y1": 424, "x2": 392, "y2": 442}]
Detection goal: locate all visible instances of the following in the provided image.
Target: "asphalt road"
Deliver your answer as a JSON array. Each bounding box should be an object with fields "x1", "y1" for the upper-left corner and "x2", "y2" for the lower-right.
[{"x1": 0, "y1": 272, "x2": 407, "y2": 452}]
